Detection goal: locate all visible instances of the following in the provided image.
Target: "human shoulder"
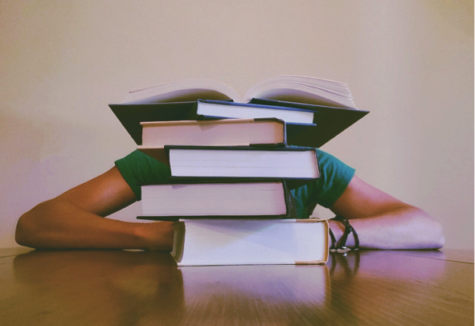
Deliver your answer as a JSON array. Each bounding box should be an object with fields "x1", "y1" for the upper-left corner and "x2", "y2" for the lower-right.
[
  {"x1": 313, "y1": 149, "x2": 356, "y2": 208},
  {"x1": 114, "y1": 150, "x2": 171, "y2": 200}
]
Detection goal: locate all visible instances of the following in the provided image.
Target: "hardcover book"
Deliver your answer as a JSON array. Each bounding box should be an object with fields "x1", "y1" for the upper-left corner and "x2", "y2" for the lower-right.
[
  {"x1": 139, "y1": 118, "x2": 287, "y2": 148},
  {"x1": 170, "y1": 219, "x2": 329, "y2": 266},
  {"x1": 138, "y1": 145, "x2": 320, "y2": 180},
  {"x1": 138, "y1": 180, "x2": 296, "y2": 219},
  {"x1": 109, "y1": 76, "x2": 368, "y2": 148},
  {"x1": 192, "y1": 99, "x2": 316, "y2": 125},
  {"x1": 252, "y1": 98, "x2": 368, "y2": 148}
]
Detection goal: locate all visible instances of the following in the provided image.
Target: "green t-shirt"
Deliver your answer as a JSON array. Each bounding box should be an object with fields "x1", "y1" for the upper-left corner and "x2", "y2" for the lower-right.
[{"x1": 115, "y1": 149, "x2": 355, "y2": 218}]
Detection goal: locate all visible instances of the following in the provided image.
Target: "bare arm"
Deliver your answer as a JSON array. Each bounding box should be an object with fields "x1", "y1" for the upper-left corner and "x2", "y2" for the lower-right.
[
  {"x1": 16, "y1": 166, "x2": 443, "y2": 250},
  {"x1": 328, "y1": 175, "x2": 444, "y2": 249},
  {"x1": 15, "y1": 167, "x2": 173, "y2": 250}
]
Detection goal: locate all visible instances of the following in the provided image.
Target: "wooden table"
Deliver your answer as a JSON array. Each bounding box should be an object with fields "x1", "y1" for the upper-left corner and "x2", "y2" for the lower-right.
[{"x1": 0, "y1": 247, "x2": 472, "y2": 325}]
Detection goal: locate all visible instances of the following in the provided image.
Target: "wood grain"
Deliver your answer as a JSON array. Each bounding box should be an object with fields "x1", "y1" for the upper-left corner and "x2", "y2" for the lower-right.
[{"x1": 0, "y1": 248, "x2": 472, "y2": 325}]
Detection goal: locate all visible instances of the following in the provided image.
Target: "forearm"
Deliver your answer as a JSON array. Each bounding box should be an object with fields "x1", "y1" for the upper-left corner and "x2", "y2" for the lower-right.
[
  {"x1": 329, "y1": 206, "x2": 445, "y2": 250},
  {"x1": 16, "y1": 200, "x2": 173, "y2": 250}
]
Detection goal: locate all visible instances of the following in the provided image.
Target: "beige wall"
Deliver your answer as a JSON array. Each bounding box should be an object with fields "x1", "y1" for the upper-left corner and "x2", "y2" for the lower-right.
[{"x1": 1, "y1": 0, "x2": 473, "y2": 249}]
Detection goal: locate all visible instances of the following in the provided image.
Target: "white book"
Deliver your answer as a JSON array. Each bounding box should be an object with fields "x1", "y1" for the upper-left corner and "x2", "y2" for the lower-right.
[
  {"x1": 139, "y1": 118, "x2": 286, "y2": 148},
  {"x1": 172, "y1": 219, "x2": 329, "y2": 266},
  {"x1": 139, "y1": 181, "x2": 295, "y2": 218},
  {"x1": 139, "y1": 146, "x2": 320, "y2": 180},
  {"x1": 172, "y1": 147, "x2": 319, "y2": 179},
  {"x1": 194, "y1": 100, "x2": 315, "y2": 125}
]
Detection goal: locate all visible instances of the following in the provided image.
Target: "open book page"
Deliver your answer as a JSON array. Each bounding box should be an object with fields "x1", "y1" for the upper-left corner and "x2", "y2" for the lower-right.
[
  {"x1": 248, "y1": 76, "x2": 352, "y2": 94},
  {"x1": 121, "y1": 79, "x2": 241, "y2": 104},
  {"x1": 120, "y1": 76, "x2": 357, "y2": 109},
  {"x1": 244, "y1": 76, "x2": 357, "y2": 109}
]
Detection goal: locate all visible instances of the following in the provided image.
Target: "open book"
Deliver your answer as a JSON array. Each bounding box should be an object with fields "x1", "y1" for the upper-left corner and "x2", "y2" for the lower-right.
[
  {"x1": 120, "y1": 75, "x2": 358, "y2": 109},
  {"x1": 110, "y1": 76, "x2": 368, "y2": 147}
]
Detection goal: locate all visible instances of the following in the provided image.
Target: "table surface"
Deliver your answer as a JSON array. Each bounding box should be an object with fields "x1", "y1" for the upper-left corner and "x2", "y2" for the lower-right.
[{"x1": 0, "y1": 247, "x2": 473, "y2": 326}]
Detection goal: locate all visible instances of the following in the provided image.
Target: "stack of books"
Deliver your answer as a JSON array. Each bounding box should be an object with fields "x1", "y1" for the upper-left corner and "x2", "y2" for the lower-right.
[{"x1": 109, "y1": 76, "x2": 368, "y2": 266}]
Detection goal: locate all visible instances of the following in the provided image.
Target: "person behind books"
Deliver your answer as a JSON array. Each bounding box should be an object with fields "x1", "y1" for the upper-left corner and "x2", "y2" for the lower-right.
[{"x1": 14, "y1": 149, "x2": 445, "y2": 250}]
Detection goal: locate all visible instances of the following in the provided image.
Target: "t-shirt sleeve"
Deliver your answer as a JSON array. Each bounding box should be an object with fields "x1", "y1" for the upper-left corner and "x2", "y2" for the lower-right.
[
  {"x1": 115, "y1": 148, "x2": 354, "y2": 210},
  {"x1": 114, "y1": 150, "x2": 171, "y2": 200},
  {"x1": 291, "y1": 149, "x2": 355, "y2": 215},
  {"x1": 314, "y1": 149, "x2": 355, "y2": 208}
]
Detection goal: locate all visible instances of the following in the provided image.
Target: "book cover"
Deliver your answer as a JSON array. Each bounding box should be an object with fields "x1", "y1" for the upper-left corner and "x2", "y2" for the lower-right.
[
  {"x1": 109, "y1": 100, "x2": 367, "y2": 148},
  {"x1": 251, "y1": 98, "x2": 369, "y2": 148}
]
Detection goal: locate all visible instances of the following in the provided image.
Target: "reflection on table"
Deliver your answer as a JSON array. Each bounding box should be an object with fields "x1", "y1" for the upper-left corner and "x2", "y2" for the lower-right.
[{"x1": 1, "y1": 248, "x2": 473, "y2": 325}]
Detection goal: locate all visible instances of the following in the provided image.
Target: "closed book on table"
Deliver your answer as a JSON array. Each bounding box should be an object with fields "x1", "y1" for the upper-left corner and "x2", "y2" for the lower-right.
[
  {"x1": 138, "y1": 146, "x2": 320, "y2": 181},
  {"x1": 170, "y1": 219, "x2": 329, "y2": 266},
  {"x1": 138, "y1": 180, "x2": 296, "y2": 220},
  {"x1": 140, "y1": 118, "x2": 287, "y2": 148}
]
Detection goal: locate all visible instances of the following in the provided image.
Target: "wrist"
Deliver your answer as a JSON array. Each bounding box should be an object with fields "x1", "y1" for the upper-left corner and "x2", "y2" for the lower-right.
[
  {"x1": 329, "y1": 219, "x2": 344, "y2": 240},
  {"x1": 136, "y1": 221, "x2": 174, "y2": 251},
  {"x1": 329, "y1": 218, "x2": 357, "y2": 249}
]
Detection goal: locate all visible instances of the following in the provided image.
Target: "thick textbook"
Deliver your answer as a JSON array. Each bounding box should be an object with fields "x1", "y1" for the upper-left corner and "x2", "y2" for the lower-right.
[
  {"x1": 138, "y1": 180, "x2": 296, "y2": 219},
  {"x1": 138, "y1": 145, "x2": 320, "y2": 180},
  {"x1": 140, "y1": 118, "x2": 287, "y2": 148},
  {"x1": 170, "y1": 219, "x2": 329, "y2": 266}
]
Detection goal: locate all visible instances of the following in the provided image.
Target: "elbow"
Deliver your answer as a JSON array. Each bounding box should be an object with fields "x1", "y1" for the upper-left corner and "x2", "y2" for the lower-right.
[
  {"x1": 431, "y1": 219, "x2": 445, "y2": 249},
  {"x1": 415, "y1": 208, "x2": 445, "y2": 249},
  {"x1": 15, "y1": 211, "x2": 36, "y2": 248},
  {"x1": 16, "y1": 214, "x2": 30, "y2": 247},
  {"x1": 15, "y1": 203, "x2": 49, "y2": 248}
]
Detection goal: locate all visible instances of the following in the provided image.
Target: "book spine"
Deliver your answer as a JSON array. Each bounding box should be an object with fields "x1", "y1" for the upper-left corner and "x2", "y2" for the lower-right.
[
  {"x1": 164, "y1": 145, "x2": 317, "y2": 152},
  {"x1": 294, "y1": 260, "x2": 326, "y2": 265},
  {"x1": 137, "y1": 214, "x2": 296, "y2": 221},
  {"x1": 283, "y1": 180, "x2": 297, "y2": 219}
]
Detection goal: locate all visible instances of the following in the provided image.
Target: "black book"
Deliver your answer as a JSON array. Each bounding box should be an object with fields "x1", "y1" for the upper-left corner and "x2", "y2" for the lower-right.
[
  {"x1": 109, "y1": 101, "x2": 367, "y2": 148},
  {"x1": 251, "y1": 98, "x2": 369, "y2": 148},
  {"x1": 109, "y1": 101, "x2": 196, "y2": 145}
]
